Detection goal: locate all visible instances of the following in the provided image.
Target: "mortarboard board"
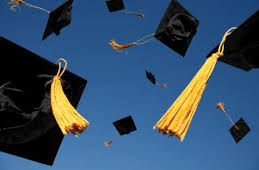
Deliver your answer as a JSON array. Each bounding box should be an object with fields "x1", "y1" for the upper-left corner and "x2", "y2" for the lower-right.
[
  {"x1": 229, "y1": 118, "x2": 251, "y2": 143},
  {"x1": 154, "y1": 0, "x2": 199, "y2": 56},
  {"x1": 146, "y1": 71, "x2": 156, "y2": 85},
  {"x1": 105, "y1": 0, "x2": 125, "y2": 12},
  {"x1": 105, "y1": 115, "x2": 136, "y2": 146},
  {"x1": 146, "y1": 71, "x2": 167, "y2": 87},
  {"x1": 113, "y1": 115, "x2": 137, "y2": 135},
  {"x1": 42, "y1": 0, "x2": 73, "y2": 40},
  {"x1": 206, "y1": 10, "x2": 259, "y2": 71},
  {"x1": 0, "y1": 36, "x2": 87, "y2": 165}
]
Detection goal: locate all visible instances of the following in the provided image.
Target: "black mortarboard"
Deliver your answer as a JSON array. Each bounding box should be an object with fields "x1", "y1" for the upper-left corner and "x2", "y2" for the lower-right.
[
  {"x1": 113, "y1": 115, "x2": 137, "y2": 135},
  {"x1": 146, "y1": 71, "x2": 156, "y2": 85},
  {"x1": 229, "y1": 118, "x2": 250, "y2": 143},
  {"x1": 207, "y1": 10, "x2": 259, "y2": 71},
  {"x1": 42, "y1": 0, "x2": 73, "y2": 40},
  {"x1": 154, "y1": 0, "x2": 199, "y2": 56},
  {"x1": 0, "y1": 36, "x2": 87, "y2": 165},
  {"x1": 105, "y1": 0, "x2": 125, "y2": 12}
]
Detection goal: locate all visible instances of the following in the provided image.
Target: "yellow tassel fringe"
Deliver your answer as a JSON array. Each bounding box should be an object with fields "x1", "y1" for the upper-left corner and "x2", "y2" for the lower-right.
[{"x1": 51, "y1": 58, "x2": 89, "y2": 137}]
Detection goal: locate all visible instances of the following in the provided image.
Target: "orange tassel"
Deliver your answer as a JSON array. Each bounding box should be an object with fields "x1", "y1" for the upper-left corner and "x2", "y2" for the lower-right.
[
  {"x1": 158, "y1": 84, "x2": 167, "y2": 88},
  {"x1": 216, "y1": 102, "x2": 226, "y2": 113},
  {"x1": 123, "y1": 10, "x2": 144, "y2": 18},
  {"x1": 104, "y1": 141, "x2": 112, "y2": 146},
  {"x1": 9, "y1": 0, "x2": 25, "y2": 10},
  {"x1": 134, "y1": 13, "x2": 144, "y2": 18},
  {"x1": 109, "y1": 40, "x2": 136, "y2": 51}
]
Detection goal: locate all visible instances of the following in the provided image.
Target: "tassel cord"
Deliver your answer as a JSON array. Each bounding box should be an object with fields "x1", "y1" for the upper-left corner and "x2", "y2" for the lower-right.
[{"x1": 9, "y1": 0, "x2": 50, "y2": 13}]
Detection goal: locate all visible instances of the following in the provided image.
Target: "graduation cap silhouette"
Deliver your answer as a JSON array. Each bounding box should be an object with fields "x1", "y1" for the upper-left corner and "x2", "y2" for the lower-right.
[
  {"x1": 109, "y1": 0, "x2": 199, "y2": 57},
  {"x1": 154, "y1": 0, "x2": 199, "y2": 56},
  {"x1": 230, "y1": 118, "x2": 250, "y2": 143},
  {"x1": 146, "y1": 71, "x2": 167, "y2": 87},
  {"x1": 42, "y1": 0, "x2": 73, "y2": 40},
  {"x1": 105, "y1": 0, "x2": 144, "y2": 18},
  {"x1": 105, "y1": 0, "x2": 125, "y2": 12},
  {"x1": 216, "y1": 102, "x2": 251, "y2": 143},
  {"x1": 0, "y1": 36, "x2": 87, "y2": 165},
  {"x1": 206, "y1": 10, "x2": 259, "y2": 71},
  {"x1": 8, "y1": 0, "x2": 73, "y2": 40},
  {"x1": 105, "y1": 115, "x2": 137, "y2": 146}
]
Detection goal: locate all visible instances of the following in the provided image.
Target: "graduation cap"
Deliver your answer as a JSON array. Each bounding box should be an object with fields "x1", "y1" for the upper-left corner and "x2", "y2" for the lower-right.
[
  {"x1": 105, "y1": 115, "x2": 137, "y2": 146},
  {"x1": 146, "y1": 71, "x2": 167, "y2": 87},
  {"x1": 105, "y1": 0, "x2": 125, "y2": 12},
  {"x1": 105, "y1": 0, "x2": 144, "y2": 18},
  {"x1": 8, "y1": 0, "x2": 73, "y2": 40},
  {"x1": 230, "y1": 118, "x2": 251, "y2": 143},
  {"x1": 154, "y1": 0, "x2": 199, "y2": 56},
  {"x1": 42, "y1": 0, "x2": 73, "y2": 40},
  {"x1": 216, "y1": 102, "x2": 250, "y2": 143},
  {"x1": 153, "y1": 28, "x2": 237, "y2": 141},
  {"x1": 206, "y1": 10, "x2": 259, "y2": 71},
  {"x1": 0, "y1": 36, "x2": 87, "y2": 165},
  {"x1": 109, "y1": 0, "x2": 198, "y2": 56}
]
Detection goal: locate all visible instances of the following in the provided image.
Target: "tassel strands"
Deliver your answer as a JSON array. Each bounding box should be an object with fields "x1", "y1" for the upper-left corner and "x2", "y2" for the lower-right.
[
  {"x1": 9, "y1": 0, "x2": 50, "y2": 13},
  {"x1": 109, "y1": 33, "x2": 155, "y2": 51},
  {"x1": 51, "y1": 58, "x2": 89, "y2": 137},
  {"x1": 123, "y1": 9, "x2": 144, "y2": 18},
  {"x1": 153, "y1": 27, "x2": 237, "y2": 141},
  {"x1": 104, "y1": 141, "x2": 112, "y2": 146}
]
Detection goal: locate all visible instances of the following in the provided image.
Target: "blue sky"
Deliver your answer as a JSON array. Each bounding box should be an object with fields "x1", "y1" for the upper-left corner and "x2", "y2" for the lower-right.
[{"x1": 0, "y1": 0, "x2": 259, "y2": 170}]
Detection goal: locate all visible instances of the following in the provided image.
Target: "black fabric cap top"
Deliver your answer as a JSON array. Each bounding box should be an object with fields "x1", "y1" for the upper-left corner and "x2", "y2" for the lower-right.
[
  {"x1": 206, "y1": 10, "x2": 259, "y2": 71},
  {"x1": 229, "y1": 118, "x2": 250, "y2": 143},
  {"x1": 113, "y1": 115, "x2": 137, "y2": 135},
  {"x1": 42, "y1": 0, "x2": 73, "y2": 40},
  {"x1": 146, "y1": 71, "x2": 156, "y2": 85},
  {"x1": 154, "y1": 0, "x2": 199, "y2": 57},
  {"x1": 0, "y1": 36, "x2": 87, "y2": 165},
  {"x1": 105, "y1": 0, "x2": 125, "y2": 12}
]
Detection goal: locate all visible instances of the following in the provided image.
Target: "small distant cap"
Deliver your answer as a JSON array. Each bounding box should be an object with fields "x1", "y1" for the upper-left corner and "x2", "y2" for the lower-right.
[
  {"x1": 113, "y1": 115, "x2": 137, "y2": 135},
  {"x1": 146, "y1": 71, "x2": 156, "y2": 85},
  {"x1": 155, "y1": 0, "x2": 199, "y2": 56},
  {"x1": 105, "y1": 0, "x2": 125, "y2": 12},
  {"x1": 206, "y1": 10, "x2": 259, "y2": 71},
  {"x1": 229, "y1": 118, "x2": 251, "y2": 143},
  {"x1": 42, "y1": 0, "x2": 73, "y2": 40}
]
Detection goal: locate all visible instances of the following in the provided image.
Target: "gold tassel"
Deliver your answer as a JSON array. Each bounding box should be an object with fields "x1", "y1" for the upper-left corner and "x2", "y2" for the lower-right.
[
  {"x1": 109, "y1": 33, "x2": 155, "y2": 51},
  {"x1": 51, "y1": 58, "x2": 89, "y2": 137},
  {"x1": 153, "y1": 27, "x2": 237, "y2": 141},
  {"x1": 123, "y1": 10, "x2": 144, "y2": 18},
  {"x1": 157, "y1": 84, "x2": 167, "y2": 88},
  {"x1": 104, "y1": 141, "x2": 112, "y2": 146},
  {"x1": 9, "y1": 0, "x2": 50, "y2": 13},
  {"x1": 109, "y1": 40, "x2": 136, "y2": 51}
]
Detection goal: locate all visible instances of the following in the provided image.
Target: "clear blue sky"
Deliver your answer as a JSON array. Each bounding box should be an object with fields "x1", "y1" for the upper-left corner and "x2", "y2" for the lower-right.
[{"x1": 0, "y1": 0, "x2": 259, "y2": 170}]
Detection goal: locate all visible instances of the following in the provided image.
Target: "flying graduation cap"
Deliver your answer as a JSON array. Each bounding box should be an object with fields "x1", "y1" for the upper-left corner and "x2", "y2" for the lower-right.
[
  {"x1": 0, "y1": 36, "x2": 88, "y2": 165},
  {"x1": 105, "y1": 115, "x2": 137, "y2": 146},
  {"x1": 206, "y1": 10, "x2": 259, "y2": 71},
  {"x1": 216, "y1": 102, "x2": 251, "y2": 143},
  {"x1": 105, "y1": 0, "x2": 144, "y2": 18},
  {"x1": 146, "y1": 71, "x2": 167, "y2": 87},
  {"x1": 8, "y1": 0, "x2": 73, "y2": 40},
  {"x1": 109, "y1": 0, "x2": 199, "y2": 57},
  {"x1": 153, "y1": 10, "x2": 258, "y2": 141}
]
